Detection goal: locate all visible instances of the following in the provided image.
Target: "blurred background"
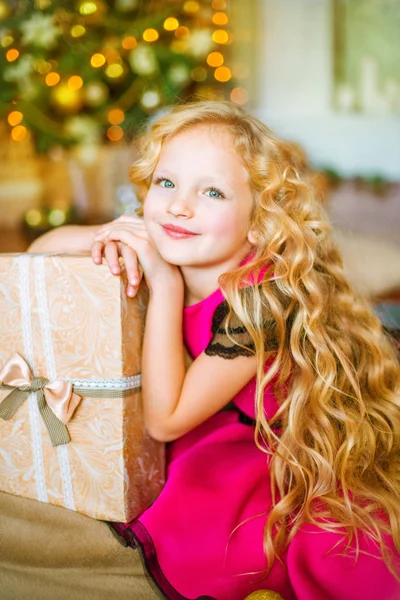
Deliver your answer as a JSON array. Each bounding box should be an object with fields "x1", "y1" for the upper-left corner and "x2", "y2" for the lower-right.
[{"x1": 0, "y1": 0, "x2": 399, "y2": 322}]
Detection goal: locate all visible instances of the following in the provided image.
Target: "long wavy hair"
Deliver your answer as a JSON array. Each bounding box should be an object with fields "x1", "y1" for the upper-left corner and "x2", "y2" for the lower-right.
[{"x1": 129, "y1": 100, "x2": 400, "y2": 574}]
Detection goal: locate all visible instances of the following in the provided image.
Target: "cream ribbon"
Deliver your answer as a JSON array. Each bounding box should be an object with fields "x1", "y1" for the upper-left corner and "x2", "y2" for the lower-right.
[{"x1": 0, "y1": 353, "x2": 81, "y2": 446}]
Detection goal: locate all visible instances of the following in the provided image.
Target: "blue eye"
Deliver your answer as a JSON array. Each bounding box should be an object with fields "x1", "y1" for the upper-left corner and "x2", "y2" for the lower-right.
[
  {"x1": 161, "y1": 179, "x2": 174, "y2": 188},
  {"x1": 155, "y1": 177, "x2": 174, "y2": 188},
  {"x1": 205, "y1": 187, "x2": 224, "y2": 199}
]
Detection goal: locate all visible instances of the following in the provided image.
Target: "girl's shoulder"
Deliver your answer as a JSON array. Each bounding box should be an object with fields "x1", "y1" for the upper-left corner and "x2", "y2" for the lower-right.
[{"x1": 183, "y1": 258, "x2": 281, "y2": 358}]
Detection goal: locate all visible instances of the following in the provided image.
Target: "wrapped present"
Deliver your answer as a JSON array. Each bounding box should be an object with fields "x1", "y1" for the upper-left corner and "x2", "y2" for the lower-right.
[{"x1": 0, "y1": 253, "x2": 165, "y2": 521}]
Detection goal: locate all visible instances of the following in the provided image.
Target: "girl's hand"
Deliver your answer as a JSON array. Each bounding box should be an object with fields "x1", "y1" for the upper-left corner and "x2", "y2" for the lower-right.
[
  {"x1": 92, "y1": 215, "x2": 180, "y2": 297},
  {"x1": 92, "y1": 216, "x2": 144, "y2": 297}
]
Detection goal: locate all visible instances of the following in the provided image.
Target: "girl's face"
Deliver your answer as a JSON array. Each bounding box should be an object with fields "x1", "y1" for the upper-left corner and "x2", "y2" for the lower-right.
[{"x1": 143, "y1": 124, "x2": 255, "y2": 273}]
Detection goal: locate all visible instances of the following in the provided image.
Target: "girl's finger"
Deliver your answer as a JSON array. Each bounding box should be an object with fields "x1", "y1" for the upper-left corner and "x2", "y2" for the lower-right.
[
  {"x1": 104, "y1": 241, "x2": 121, "y2": 275},
  {"x1": 91, "y1": 240, "x2": 105, "y2": 265},
  {"x1": 121, "y1": 244, "x2": 141, "y2": 287}
]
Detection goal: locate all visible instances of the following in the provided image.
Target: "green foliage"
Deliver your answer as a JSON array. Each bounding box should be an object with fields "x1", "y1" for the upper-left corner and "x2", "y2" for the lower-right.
[{"x1": 0, "y1": 0, "x2": 232, "y2": 152}]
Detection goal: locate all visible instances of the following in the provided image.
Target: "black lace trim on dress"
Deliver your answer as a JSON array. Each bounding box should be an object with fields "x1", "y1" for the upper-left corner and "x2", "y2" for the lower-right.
[{"x1": 205, "y1": 293, "x2": 279, "y2": 360}]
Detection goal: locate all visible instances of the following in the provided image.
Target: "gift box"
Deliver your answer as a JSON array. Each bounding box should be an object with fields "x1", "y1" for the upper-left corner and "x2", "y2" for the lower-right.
[{"x1": 0, "y1": 253, "x2": 165, "y2": 521}]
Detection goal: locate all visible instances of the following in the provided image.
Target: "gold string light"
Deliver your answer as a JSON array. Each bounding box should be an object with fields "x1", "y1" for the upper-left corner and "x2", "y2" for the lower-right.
[
  {"x1": 212, "y1": 12, "x2": 228, "y2": 26},
  {"x1": 7, "y1": 111, "x2": 23, "y2": 126},
  {"x1": 11, "y1": 125, "x2": 28, "y2": 141},
  {"x1": 6, "y1": 48, "x2": 19, "y2": 62},
  {"x1": 45, "y1": 72, "x2": 61, "y2": 86},
  {"x1": 107, "y1": 125, "x2": 124, "y2": 141},
  {"x1": 212, "y1": 30, "x2": 229, "y2": 44},
  {"x1": 143, "y1": 28, "x2": 159, "y2": 42},
  {"x1": 122, "y1": 36, "x2": 137, "y2": 50},
  {"x1": 164, "y1": 17, "x2": 179, "y2": 31},
  {"x1": 207, "y1": 51, "x2": 224, "y2": 67},
  {"x1": 68, "y1": 75, "x2": 83, "y2": 90},
  {"x1": 90, "y1": 53, "x2": 106, "y2": 67},
  {"x1": 214, "y1": 66, "x2": 231, "y2": 82},
  {"x1": 108, "y1": 108, "x2": 125, "y2": 124}
]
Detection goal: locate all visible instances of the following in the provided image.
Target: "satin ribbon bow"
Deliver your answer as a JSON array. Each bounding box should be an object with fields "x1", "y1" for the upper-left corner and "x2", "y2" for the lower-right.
[{"x1": 0, "y1": 353, "x2": 81, "y2": 446}]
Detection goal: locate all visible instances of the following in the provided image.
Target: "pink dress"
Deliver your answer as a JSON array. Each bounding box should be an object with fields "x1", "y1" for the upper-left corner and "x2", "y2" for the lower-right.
[{"x1": 113, "y1": 285, "x2": 400, "y2": 600}]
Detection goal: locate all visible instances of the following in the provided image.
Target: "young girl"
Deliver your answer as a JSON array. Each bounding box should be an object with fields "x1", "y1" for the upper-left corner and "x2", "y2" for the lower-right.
[{"x1": 30, "y1": 101, "x2": 400, "y2": 600}]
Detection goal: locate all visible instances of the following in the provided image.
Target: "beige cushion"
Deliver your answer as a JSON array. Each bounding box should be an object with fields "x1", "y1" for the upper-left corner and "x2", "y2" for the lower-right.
[{"x1": 0, "y1": 491, "x2": 162, "y2": 600}]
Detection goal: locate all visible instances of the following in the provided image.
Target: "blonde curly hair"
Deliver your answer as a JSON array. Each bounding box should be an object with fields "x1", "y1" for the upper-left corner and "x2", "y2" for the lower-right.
[{"x1": 129, "y1": 100, "x2": 400, "y2": 575}]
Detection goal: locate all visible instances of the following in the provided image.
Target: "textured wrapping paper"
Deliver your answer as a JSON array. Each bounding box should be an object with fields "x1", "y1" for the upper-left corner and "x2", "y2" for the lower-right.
[{"x1": 0, "y1": 254, "x2": 165, "y2": 521}]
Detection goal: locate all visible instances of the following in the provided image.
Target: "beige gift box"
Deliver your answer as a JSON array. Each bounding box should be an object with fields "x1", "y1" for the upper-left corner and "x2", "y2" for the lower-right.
[{"x1": 0, "y1": 254, "x2": 165, "y2": 521}]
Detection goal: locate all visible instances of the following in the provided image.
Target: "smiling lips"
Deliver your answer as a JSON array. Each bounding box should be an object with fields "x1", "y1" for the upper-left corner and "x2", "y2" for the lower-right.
[{"x1": 162, "y1": 224, "x2": 199, "y2": 239}]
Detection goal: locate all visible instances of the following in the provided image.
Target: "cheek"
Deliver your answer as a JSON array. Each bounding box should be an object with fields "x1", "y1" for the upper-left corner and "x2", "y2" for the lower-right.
[
  {"x1": 142, "y1": 192, "x2": 156, "y2": 222},
  {"x1": 208, "y1": 208, "x2": 251, "y2": 238}
]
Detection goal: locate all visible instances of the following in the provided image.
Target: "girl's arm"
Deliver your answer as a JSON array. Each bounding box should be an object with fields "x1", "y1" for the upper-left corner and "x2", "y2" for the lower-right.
[
  {"x1": 142, "y1": 278, "x2": 258, "y2": 442},
  {"x1": 28, "y1": 225, "x2": 99, "y2": 254}
]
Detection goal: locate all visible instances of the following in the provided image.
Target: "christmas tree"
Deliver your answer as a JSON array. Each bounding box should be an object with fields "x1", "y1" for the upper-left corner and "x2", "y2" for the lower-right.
[{"x1": 0, "y1": 0, "x2": 237, "y2": 153}]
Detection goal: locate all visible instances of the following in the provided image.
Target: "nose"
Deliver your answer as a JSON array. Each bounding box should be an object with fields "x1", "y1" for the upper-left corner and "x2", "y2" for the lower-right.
[{"x1": 166, "y1": 191, "x2": 194, "y2": 219}]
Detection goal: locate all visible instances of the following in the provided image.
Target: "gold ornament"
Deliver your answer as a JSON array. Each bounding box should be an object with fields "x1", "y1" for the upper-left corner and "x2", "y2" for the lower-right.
[
  {"x1": 244, "y1": 591, "x2": 284, "y2": 600},
  {"x1": 51, "y1": 82, "x2": 83, "y2": 114}
]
